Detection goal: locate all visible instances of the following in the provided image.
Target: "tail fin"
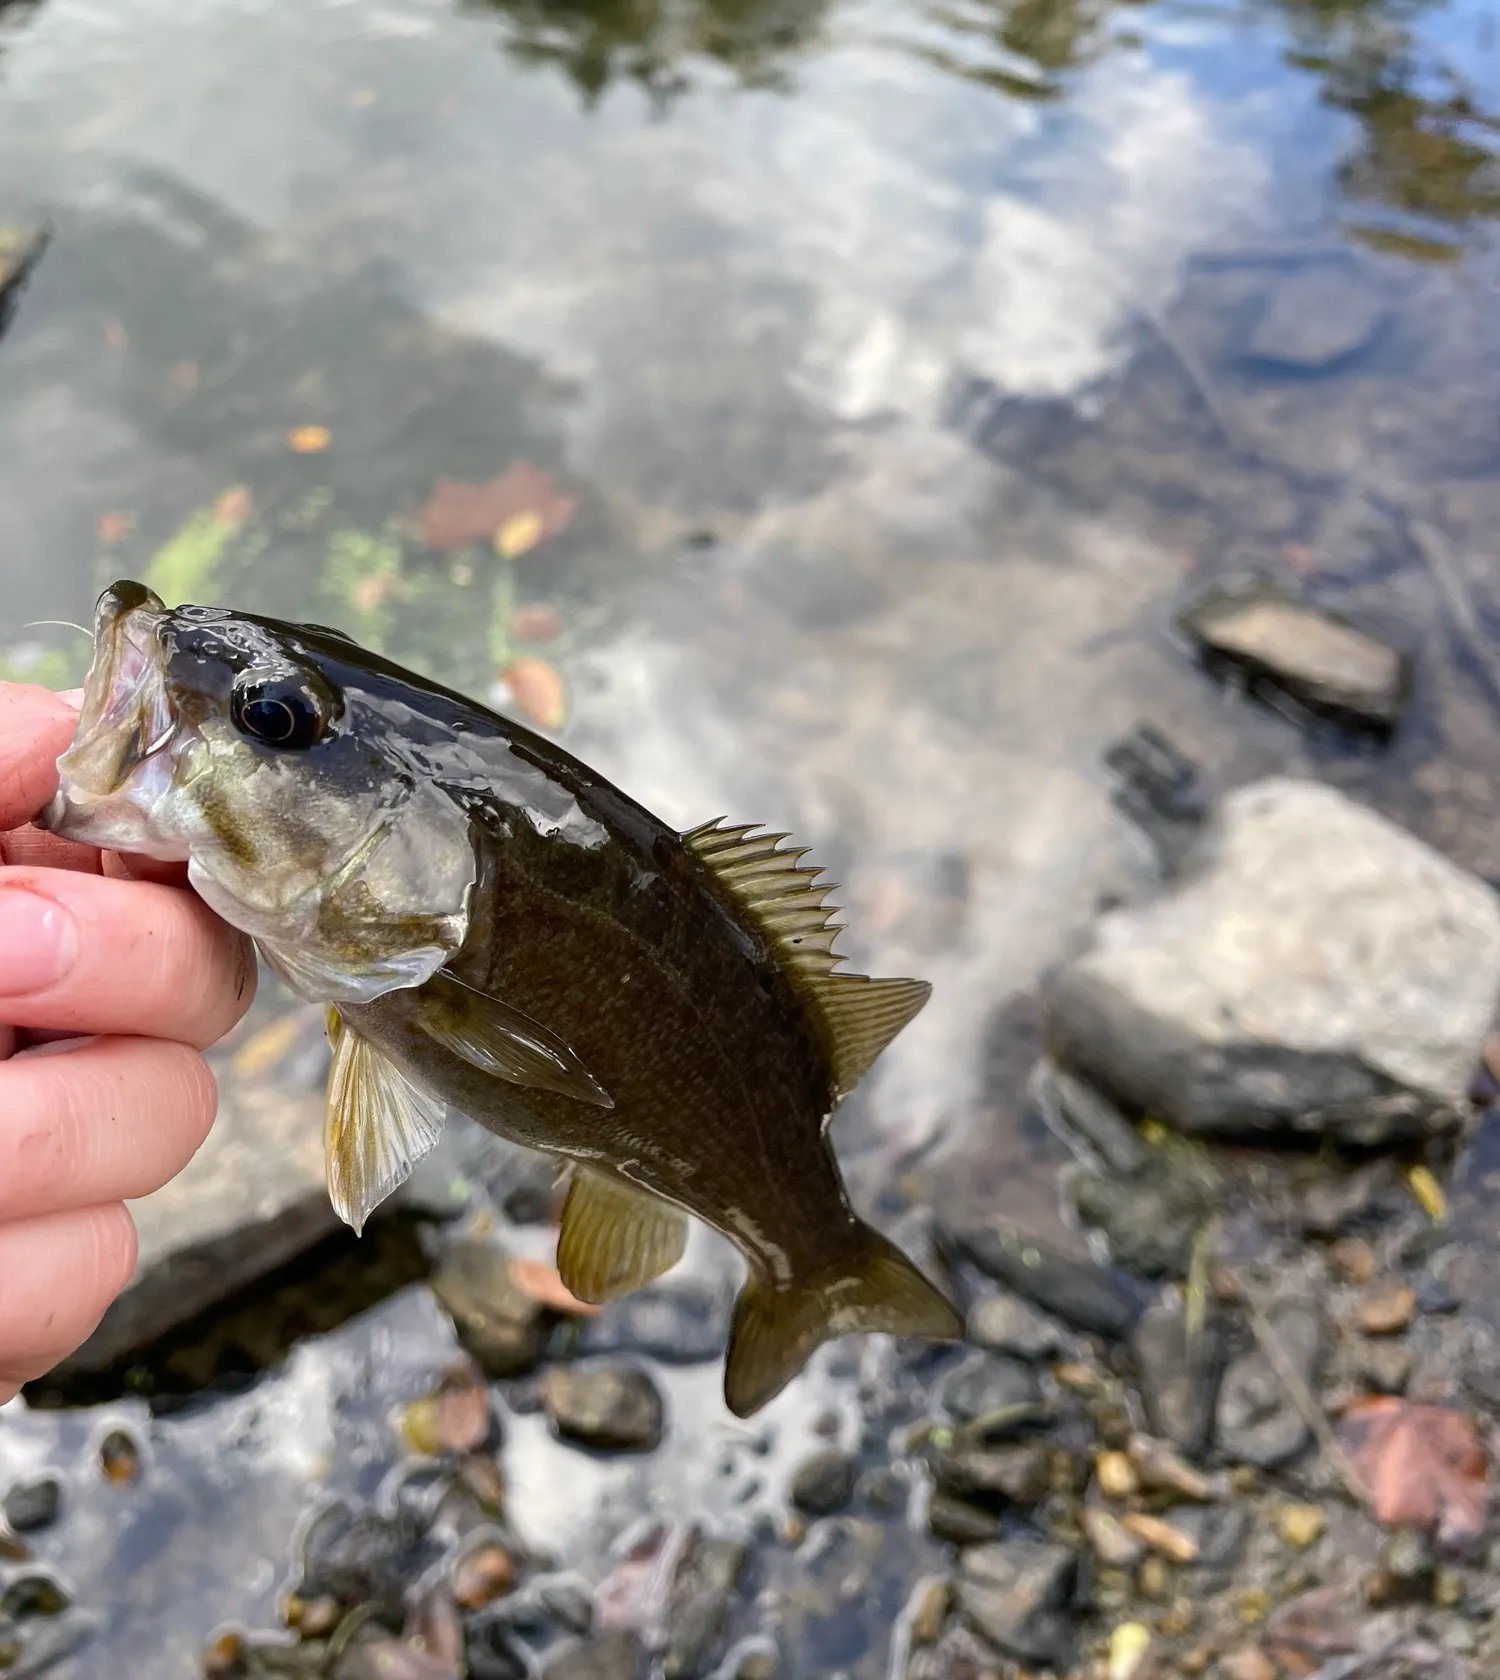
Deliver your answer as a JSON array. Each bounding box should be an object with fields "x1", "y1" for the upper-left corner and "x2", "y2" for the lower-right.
[{"x1": 723, "y1": 1224, "x2": 964, "y2": 1418}]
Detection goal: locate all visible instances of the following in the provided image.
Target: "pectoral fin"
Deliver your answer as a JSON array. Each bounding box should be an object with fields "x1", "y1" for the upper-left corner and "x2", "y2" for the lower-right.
[
  {"x1": 556, "y1": 1166, "x2": 690, "y2": 1304},
  {"x1": 416, "y1": 971, "x2": 613, "y2": 1109},
  {"x1": 324, "y1": 1007, "x2": 447, "y2": 1235}
]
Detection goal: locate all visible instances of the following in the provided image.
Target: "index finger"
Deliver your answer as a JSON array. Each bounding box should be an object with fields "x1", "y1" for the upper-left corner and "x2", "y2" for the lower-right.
[{"x1": 0, "y1": 684, "x2": 83, "y2": 832}]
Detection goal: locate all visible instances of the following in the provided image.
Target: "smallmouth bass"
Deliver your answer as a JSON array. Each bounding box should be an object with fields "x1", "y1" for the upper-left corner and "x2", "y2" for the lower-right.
[{"x1": 41, "y1": 581, "x2": 962, "y2": 1415}]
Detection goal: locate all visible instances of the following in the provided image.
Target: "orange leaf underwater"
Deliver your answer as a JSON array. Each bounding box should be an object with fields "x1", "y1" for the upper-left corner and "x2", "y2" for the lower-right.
[{"x1": 1337, "y1": 1397, "x2": 1488, "y2": 1548}]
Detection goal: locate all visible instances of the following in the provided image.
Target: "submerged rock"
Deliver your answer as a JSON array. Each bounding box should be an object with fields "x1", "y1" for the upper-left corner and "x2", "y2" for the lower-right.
[
  {"x1": 1216, "y1": 1297, "x2": 1324, "y2": 1469},
  {"x1": 1130, "y1": 1297, "x2": 1227, "y2": 1458},
  {"x1": 1102, "y1": 722, "x2": 1210, "y2": 872},
  {"x1": 789, "y1": 1449, "x2": 858, "y2": 1516},
  {"x1": 1178, "y1": 573, "x2": 1409, "y2": 735},
  {"x1": 542, "y1": 1632, "x2": 645, "y2": 1680},
  {"x1": 955, "y1": 1539, "x2": 1077, "y2": 1667},
  {"x1": 1244, "y1": 267, "x2": 1387, "y2": 372},
  {"x1": 966, "y1": 1291, "x2": 1063, "y2": 1363},
  {"x1": 1047, "y1": 778, "x2": 1500, "y2": 1148},
  {"x1": 939, "y1": 1354, "x2": 1044, "y2": 1424},
  {"x1": 572, "y1": 1284, "x2": 730, "y2": 1366},
  {"x1": 2, "y1": 1480, "x2": 60, "y2": 1535},
  {"x1": 660, "y1": 1532, "x2": 750, "y2": 1679},
  {"x1": 1069, "y1": 1155, "x2": 1213, "y2": 1279},
  {"x1": 1033, "y1": 1061, "x2": 1149, "y2": 1178},
  {"x1": 540, "y1": 1364, "x2": 665, "y2": 1453},
  {"x1": 431, "y1": 1240, "x2": 548, "y2": 1379},
  {"x1": 941, "y1": 1218, "x2": 1146, "y2": 1339},
  {"x1": 931, "y1": 1443, "x2": 1051, "y2": 1508}
]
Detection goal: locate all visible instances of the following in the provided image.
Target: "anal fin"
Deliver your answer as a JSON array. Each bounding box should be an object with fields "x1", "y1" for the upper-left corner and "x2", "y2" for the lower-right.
[
  {"x1": 556, "y1": 1166, "x2": 690, "y2": 1304},
  {"x1": 324, "y1": 1007, "x2": 447, "y2": 1236},
  {"x1": 724, "y1": 1220, "x2": 962, "y2": 1418}
]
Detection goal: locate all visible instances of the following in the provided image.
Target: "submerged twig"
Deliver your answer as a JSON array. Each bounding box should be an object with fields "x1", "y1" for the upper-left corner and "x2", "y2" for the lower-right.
[{"x1": 1235, "y1": 1272, "x2": 1372, "y2": 1508}]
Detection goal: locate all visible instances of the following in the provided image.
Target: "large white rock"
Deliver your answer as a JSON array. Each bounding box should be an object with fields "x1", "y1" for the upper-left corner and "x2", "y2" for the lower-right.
[{"x1": 1046, "y1": 778, "x2": 1500, "y2": 1146}]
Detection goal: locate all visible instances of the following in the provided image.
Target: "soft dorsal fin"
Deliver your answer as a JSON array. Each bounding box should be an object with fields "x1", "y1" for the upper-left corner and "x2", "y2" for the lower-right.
[{"x1": 682, "y1": 818, "x2": 931, "y2": 1097}]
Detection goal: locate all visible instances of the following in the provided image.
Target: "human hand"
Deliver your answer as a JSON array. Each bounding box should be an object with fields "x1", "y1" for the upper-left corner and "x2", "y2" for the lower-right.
[{"x1": 0, "y1": 682, "x2": 256, "y2": 1403}]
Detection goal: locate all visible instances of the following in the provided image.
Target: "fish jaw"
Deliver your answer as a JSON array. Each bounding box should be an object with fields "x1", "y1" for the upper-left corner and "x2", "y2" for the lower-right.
[{"x1": 37, "y1": 581, "x2": 194, "y2": 861}]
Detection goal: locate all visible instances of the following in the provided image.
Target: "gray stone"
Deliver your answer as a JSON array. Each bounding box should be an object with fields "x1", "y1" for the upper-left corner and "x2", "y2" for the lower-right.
[
  {"x1": 574, "y1": 1284, "x2": 730, "y2": 1365},
  {"x1": 1, "y1": 1480, "x2": 59, "y2": 1535},
  {"x1": 1170, "y1": 1502, "x2": 1251, "y2": 1570},
  {"x1": 1245, "y1": 267, "x2": 1386, "y2": 371},
  {"x1": 1047, "y1": 779, "x2": 1500, "y2": 1148},
  {"x1": 1130, "y1": 1297, "x2": 1227, "y2": 1457},
  {"x1": 942, "y1": 1218, "x2": 1146, "y2": 1339},
  {"x1": 1354, "y1": 1339, "x2": 1413, "y2": 1395},
  {"x1": 1297, "y1": 1161, "x2": 1396, "y2": 1236},
  {"x1": 662, "y1": 1534, "x2": 750, "y2": 1680},
  {"x1": 955, "y1": 1539, "x2": 1077, "y2": 1666},
  {"x1": 1216, "y1": 1297, "x2": 1324, "y2": 1468},
  {"x1": 966, "y1": 1291, "x2": 1063, "y2": 1362},
  {"x1": 542, "y1": 1632, "x2": 644, "y2": 1680},
  {"x1": 940, "y1": 1354, "x2": 1044, "y2": 1425},
  {"x1": 541, "y1": 1364, "x2": 665, "y2": 1453},
  {"x1": 1179, "y1": 574, "x2": 1409, "y2": 734},
  {"x1": 1069, "y1": 1157, "x2": 1212, "y2": 1279},
  {"x1": 927, "y1": 1493, "x2": 1003, "y2": 1546},
  {"x1": 53, "y1": 1076, "x2": 336, "y2": 1373},
  {"x1": 789, "y1": 1449, "x2": 858, "y2": 1516},
  {"x1": 1032, "y1": 1061, "x2": 1149, "y2": 1177},
  {"x1": 431, "y1": 1240, "x2": 548, "y2": 1379},
  {"x1": 931, "y1": 1444, "x2": 1050, "y2": 1507}
]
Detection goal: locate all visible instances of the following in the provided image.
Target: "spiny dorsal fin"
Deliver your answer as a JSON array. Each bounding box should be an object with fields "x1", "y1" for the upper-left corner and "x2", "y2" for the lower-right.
[{"x1": 683, "y1": 818, "x2": 932, "y2": 1097}]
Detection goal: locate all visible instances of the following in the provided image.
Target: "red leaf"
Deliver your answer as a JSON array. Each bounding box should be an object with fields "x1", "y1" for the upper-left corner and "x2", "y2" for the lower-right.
[
  {"x1": 1337, "y1": 1398, "x2": 1488, "y2": 1548},
  {"x1": 418, "y1": 464, "x2": 576, "y2": 552}
]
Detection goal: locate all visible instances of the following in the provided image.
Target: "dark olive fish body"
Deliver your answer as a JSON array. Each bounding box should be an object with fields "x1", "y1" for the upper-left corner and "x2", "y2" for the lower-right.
[{"x1": 41, "y1": 582, "x2": 963, "y2": 1415}]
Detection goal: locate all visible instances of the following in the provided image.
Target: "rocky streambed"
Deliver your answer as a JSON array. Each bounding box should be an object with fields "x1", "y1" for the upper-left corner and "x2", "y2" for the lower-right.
[{"x1": 6, "y1": 602, "x2": 1500, "y2": 1679}]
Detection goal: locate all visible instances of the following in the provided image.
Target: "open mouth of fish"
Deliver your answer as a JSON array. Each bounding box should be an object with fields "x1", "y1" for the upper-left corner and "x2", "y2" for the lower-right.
[{"x1": 37, "y1": 581, "x2": 187, "y2": 856}]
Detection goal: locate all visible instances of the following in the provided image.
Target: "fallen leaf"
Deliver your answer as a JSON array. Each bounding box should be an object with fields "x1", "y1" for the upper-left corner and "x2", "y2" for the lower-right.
[
  {"x1": 1337, "y1": 1398, "x2": 1487, "y2": 1548},
  {"x1": 95, "y1": 511, "x2": 133, "y2": 544},
  {"x1": 507, "y1": 1256, "x2": 600, "y2": 1316},
  {"x1": 213, "y1": 486, "x2": 252, "y2": 528},
  {"x1": 419, "y1": 464, "x2": 576, "y2": 552},
  {"x1": 287, "y1": 424, "x2": 331, "y2": 454},
  {"x1": 510, "y1": 602, "x2": 564, "y2": 642},
  {"x1": 496, "y1": 509, "x2": 544, "y2": 560},
  {"x1": 501, "y1": 657, "x2": 566, "y2": 731}
]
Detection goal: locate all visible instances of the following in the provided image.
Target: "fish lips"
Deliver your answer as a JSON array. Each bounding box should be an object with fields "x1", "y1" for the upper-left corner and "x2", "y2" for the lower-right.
[{"x1": 38, "y1": 580, "x2": 188, "y2": 857}]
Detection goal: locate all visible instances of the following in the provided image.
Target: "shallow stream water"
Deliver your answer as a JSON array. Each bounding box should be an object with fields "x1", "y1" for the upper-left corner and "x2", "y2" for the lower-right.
[{"x1": 1, "y1": 0, "x2": 1499, "y2": 1672}]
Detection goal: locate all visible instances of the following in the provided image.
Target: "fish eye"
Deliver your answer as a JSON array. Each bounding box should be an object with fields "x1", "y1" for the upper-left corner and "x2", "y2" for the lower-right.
[{"x1": 231, "y1": 674, "x2": 331, "y2": 751}]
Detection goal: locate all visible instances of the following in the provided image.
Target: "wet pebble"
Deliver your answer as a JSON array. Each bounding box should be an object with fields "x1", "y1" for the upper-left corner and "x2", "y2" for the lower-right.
[
  {"x1": 431, "y1": 1240, "x2": 548, "y2": 1379},
  {"x1": 1129, "y1": 1298, "x2": 1225, "y2": 1458},
  {"x1": 2, "y1": 1479, "x2": 59, "y2": 1534},
  {"x1": 1120, "y1": 1513, "x2": 1196, "y2": 1564},
  {"x1": 1081, "y1": 1507, "x2": 1144, "y2": 1568},
  {"x1": 1127, "y1": 1433, "x2": 1215, "y2": 1501},
  {"x1": 573, "y1": 1285, "x2": 730, "y2": 1365},
  {"x1": 1273, "y1": 1504, "x2": 1326, "y2": 1549},
  {"x1": 466, "y1": 1617, "x2": 532, "y2": 1680},
  {"x1": 965, "y1": 1291, "x2": 1062, "y2": 1362},
  {"x1": 1298, "y1": 1163, "x2": 1393, "y2": 1237},
  {"x1": 939, "y1": 1354, "x2": 1043, "y2": 1425},
  {"x1": 541, "y1": 1631, "x2": 645, "y2": 1680},
  {"x1": 931, "y1": 1443, "x2": 1051, "y2": 1508},
  {"x1": 926, "y1": 1492, "x2": 1003, "y2": 1546},
  {"x1": 1355, "y1": 1281, "x2": 1416, "y2": 1336},
  {"x1": 0, "y1": 1576, "x2": 69, "y2": 1619},
  {"x1": 1167, "y1": 1502, "x2": 1251, "y2": 1571},
  {"x1": 399, "y1": 1363, "x2": 498, "y2": 1458},
  {"x1": 661, "y1": 1533, "x2": 749, "y2": 1679},
  {"x1": 1352, "y1": 1338, "x2": 1413, "y2": 1395},
  {"x1": 99, "y1": 1430, "x2": 140, "y2": 1486},
  {"x1": 1220, "y1": 1648, "x2": 1276, "y2": 1680},
  {"x1": 540, "y1": 1364, "x2": 665, "y2": 1453},
  {"x1": 454, "y1": 1541, "x2": 518, "y2": 1612},
  {"x1": 1069, "y1": 1157, "x2": 1211, "y2": 1279},
  {"x1": 1216, "y1": 1297, "x2": 1324, "y2": 1468},
  {"x1": 954, "y1": 1539, "x2": 1077, "y2": 1668},
  {"x1": 940, "y1": 1218, "x2": 1145, "y2": 1339},
  {"x1": 297, "y1": 1501, "x2": 434, "y2": 1616},
  {"x1": 789, "y1": 1449, "x2": 857, "y2": 1516},
  {"x1": 1328, "y1": 1237, "x2": 1377, "y2": 1284},
  {"x1": 1034, "y1": 1063, "x2": 1148, "y2": 1178}
]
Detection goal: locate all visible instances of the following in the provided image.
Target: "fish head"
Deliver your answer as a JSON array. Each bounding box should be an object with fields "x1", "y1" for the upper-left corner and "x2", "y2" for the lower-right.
[{"x1": 40, "y1": 580, "x2": 477, "y2": 1004}]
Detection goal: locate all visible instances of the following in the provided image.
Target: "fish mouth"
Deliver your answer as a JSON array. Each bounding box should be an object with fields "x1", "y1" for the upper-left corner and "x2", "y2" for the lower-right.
[{"x1": 37, "y1": 581, "x2": 182, "y2": 848}]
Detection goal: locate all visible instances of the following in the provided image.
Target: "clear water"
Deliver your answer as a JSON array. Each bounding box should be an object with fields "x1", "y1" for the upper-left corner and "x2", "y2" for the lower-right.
[{"x1": 0, "y1": 0, "x2": 1498, "y2": 1671}]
